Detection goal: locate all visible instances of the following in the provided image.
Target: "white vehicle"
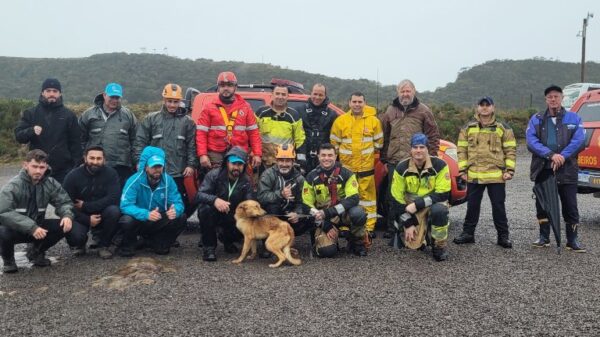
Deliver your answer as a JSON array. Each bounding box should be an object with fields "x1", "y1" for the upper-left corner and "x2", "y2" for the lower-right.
[{"x1": 562, "y1": 83, "x2": 600, "y2": 110}]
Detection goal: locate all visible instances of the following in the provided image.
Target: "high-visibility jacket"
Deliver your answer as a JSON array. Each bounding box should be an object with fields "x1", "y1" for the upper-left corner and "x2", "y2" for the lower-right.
[
  {"x1": 329, "y1": 105, "x2": 383, "y2": 174},
  {"x1": 457, "y1": 114, "x2": 516, "y2": 184},
  {"x1": 256, "y1": 106, "x2": 306, "y2": 162}
]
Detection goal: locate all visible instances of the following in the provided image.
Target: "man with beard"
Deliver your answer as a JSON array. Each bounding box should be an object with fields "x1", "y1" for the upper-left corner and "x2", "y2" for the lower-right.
[
  {"x1": 297, "y1": 84, "x2": 338, "y2": 174},
  {"x1": 15, "y1": 78, "x2": 82, "y2": 184},
  {"x1": 302, "y1": 143, "x2": 368, "y2": 258},
  {"x1": 117, "y1": 146, "x2": 186, "y2": 257},
  {"x1": 63, "y1": 146, "x2": 121, "y2": 259},
  {"x1": 0, "y1": 150, "x2": 84, "y2": 273},
  {"x1": 195, "y1": 72, "x2": 261, "y2": 170},
  {"x1": 379, "y1": 79, "x2": 441, "y2": 239},
  {"x1": 79, "y1": 83, "x2": 137, "y2": 189},
  {"x1": 195, "y1": 146, "x2": 254, "y2": 261},
  {"x1": 134, "y1": 83, "x2": 198, "y2": 217}
]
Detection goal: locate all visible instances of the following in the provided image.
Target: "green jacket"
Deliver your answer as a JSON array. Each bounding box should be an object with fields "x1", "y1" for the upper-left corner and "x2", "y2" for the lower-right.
[
  {"x1": 134, "y1": 107, "x2": 198, "y2": 177},
  {"x1": 79, "y1": 94, "x2": 137, "y2": 168},
  {"x1": 0, "y1": 169, "x2": 74, "y2": 235}
]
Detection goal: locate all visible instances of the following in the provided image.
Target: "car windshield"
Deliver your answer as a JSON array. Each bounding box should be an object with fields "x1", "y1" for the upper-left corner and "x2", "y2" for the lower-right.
[
  {"x1": 562, "y1": 87, "x2": 581, "y2": 108},
  {"x1": 578, "y1": 102, "x2": 600, "y2": 122}
]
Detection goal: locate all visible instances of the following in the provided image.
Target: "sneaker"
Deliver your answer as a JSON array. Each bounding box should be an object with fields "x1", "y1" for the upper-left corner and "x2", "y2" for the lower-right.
[
  {"x1": 98, "y1": 247, "x2": 113, "y2": 259},
  {"x1": 203, "y1": 247, "x2": 217, "y2": 262},
  {"x1": 26, "y1": 249, "x2": 51, "y2": 267},
  {"x1": 453, "y1": 232, "x2": 475, "y2": 245},
  {"x1": 531, "y1": 238, "x2": 550, "y2": 248},
  {"x1": 71, "y1": 246, "x2": 86, "y2": 257},
  {"x1": 566, "y1": 241, "x2": 586, "y2": 253},
  {"x1": 2, "y1": 257, "x2": 18, "y2": 273}
]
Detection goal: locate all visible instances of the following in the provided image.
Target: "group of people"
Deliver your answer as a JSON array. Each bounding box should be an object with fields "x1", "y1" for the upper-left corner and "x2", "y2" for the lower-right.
[{"x1": 0, "y1": 72, "x2": 586, "y2": 273}]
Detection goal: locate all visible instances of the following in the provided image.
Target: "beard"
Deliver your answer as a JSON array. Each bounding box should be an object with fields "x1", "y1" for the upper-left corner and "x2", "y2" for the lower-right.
[{"x1": 86, "y1": 164, "x2": 102, "y2": 174}]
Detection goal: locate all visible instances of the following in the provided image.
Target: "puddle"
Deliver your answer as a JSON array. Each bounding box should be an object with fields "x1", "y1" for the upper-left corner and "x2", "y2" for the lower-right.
[
  {"x1": 92, "y1": 257, "x2": 177, "y2": 291},
  {"x1": 1, "y1": 249, "x2": 59, "y2": 274}
]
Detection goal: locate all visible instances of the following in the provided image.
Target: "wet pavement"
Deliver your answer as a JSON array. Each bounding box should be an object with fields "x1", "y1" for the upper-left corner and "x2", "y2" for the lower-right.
[{"x1": 2, "y1": 150, "x2": 600, "y2": 336}]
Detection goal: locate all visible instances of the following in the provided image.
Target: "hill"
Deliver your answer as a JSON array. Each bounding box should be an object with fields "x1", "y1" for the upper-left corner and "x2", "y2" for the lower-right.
[{"x1": 0, "y1": 53, "x2": 598, "y2": 109}]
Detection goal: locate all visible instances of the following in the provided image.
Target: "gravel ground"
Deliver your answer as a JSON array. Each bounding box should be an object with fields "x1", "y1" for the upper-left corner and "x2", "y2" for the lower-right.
[{"x1": 2, "y1": 148, "x2": 600, "y2": 336}]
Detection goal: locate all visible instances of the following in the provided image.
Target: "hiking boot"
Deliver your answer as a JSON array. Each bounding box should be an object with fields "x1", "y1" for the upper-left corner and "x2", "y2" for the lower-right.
[
  {"x1": 203, "y1": 247, "x2": 217, "y2": 262},
  {"x1": 117, "y1": 247, "x2": 135, "y2": 257},
  {"x1": 432, "y1": 246, "x2": 449, "y2": 261},
  {"x1": 71, "y1": 246, "x2": 86, "y2": 257},
  {"x1": 2, "y1": 257, "x2": 18, "y2": 273},
  {"x1": 350, "y1": 241, "x2": 367, "y2": 257},
  {"x1": 26, "y1": 248, "x2": 51, "y2": 267},
  {"x1": 566, "y1": 241, "x2": 586, "y2": 253},
  {"x1": 453, "y1": 232, "x2": 475, "y2": 245},
  {"x1": 98, "y1": 247, "x2": 113, "y2": 259},
  {"x1": 497, "y1": 235, "x2": 513, "y2": 249},
  {"x1": 224, "y1": 243, "x2": 239, "y2": 254}
]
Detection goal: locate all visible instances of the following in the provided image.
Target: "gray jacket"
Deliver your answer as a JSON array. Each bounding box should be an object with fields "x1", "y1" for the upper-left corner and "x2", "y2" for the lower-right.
[
  {"x1": 79, "y1": 94, "x2": 137, "y2": 168},
  {"x1": 134, "y1": 107, "x2": 198, "y2": 177},
  {"x1": 0, "y1": 169, "x2": 74, "y2": 235}
]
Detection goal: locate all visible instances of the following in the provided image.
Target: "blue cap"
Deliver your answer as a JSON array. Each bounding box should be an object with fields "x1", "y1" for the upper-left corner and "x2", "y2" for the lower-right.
[
  {"x1": 410, "y1": 133, "x2": 428, "y2": 147},
  {"x1": 478, "y1": 96, "x2": 494, "y2": 105},
  {"x1": 104, "y1": 83, "x2": 123, "y2": 97},
  {"x1": 228, "y1": 155, "x2": 245, "y2": 164},
  {"x1": 146, "y1": 155, "x2": 165, "y2": 167}
]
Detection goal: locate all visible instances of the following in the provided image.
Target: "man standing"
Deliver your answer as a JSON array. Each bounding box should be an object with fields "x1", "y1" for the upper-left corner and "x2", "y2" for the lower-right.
[
  {"x1": 14, "y1": 78, "x2": 82, "y2": 184},
  {"x1": 453, "y1": 97, "x2": 516, "y2": 248},
  {"x1": 79, "y1": 82, "x2": 137, "y2": 188},
  {"x1": 380, "y1": 79, "x2": 441, "y2": 238},
  {"x1": 118, "y1": 146, "x2": 186, "y2": 257},
  {"x1": 297, "y1": 83, "x2": 339, "y2": 174},
  {"x1": 63, "y1": 146, "x2": 121, "y2": 259},
  {"x1": 526, "y1": 85, "x2": 585, "y2": 252},
  {"x1": 195, "y1": 146, "x2": 254, "y2": 262},
  {"x1": 135, "y1": 83, "x2": 198, "y2": 216},
  {"x1": 390, "y1": 134, "x2": 451, "y2": 261},
  {"x1": 0, "y1": 150, "x2": 85, "y2": 273},
  {"x1": 195, "y1": 72, "x2": 262, "y2": 169},
  {"x1": 302, "y1": 143, "x2": 368, "y2": 257},
  {"x1": 330, "y1": 92, "x2": 383, "y2": 237},
  {"x1": 256, "y1": 84, "x2": 306, "y2": 171}
]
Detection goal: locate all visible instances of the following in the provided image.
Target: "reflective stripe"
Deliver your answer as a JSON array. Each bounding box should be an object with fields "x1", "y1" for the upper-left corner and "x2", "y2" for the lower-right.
[
  {"x1": 234, "y1": 126, "x2": 247, "y2": 131},
  {"x1": 15, "y1": 208, "x2": 26, "y2": 213},
  {"x1": 373, "y1": 132, "x2": 383, "y2": 140},
  {"x1": 423, "y1": 197, "x2": 433, "y2": 207},
  {"x1": 359, "y1": 200, "x2": 377, "y2": 207},
  {"x1": 363, "y1": 137, "x2": 373, "y2": 142},
  {"x1": 119, "y1": 129, "x2": 128, "y2": 135},
  {"x1": 261, "y1": 135, "x2": 291, "y2": 144},
  {"x1": 457, "y1": 140, "x2": 468, "y2": 147},
  {"x1": 38, "y1": 208, "x2": 46, "y2": 212},
  {"x1": 152, "y1": 134, "x2": 163, "y2": 139},
  {"x1": 90, "y1": 128, "x2": 102, "y2": 133},
  {"x1": 341, "y1": 138, "x2": 353, "y2": 144},
  {"x1": 177, "y1": 135, "x2": 185, "y2": 140},
  {"x1": 367, "y1": 213, "x2": 378, "y2": 219},
  {"x1": 503, "y1": 140, "x2": 517, "y2": 147},
  {"x1": 210, "y1": 126, "x2": 227, "y2": 130},
  {"x1": 458, "y1": 160, "x2": 468, "y2": 169},
  {"x1": 361, "y1": 147, "x2": 374, "y2": 155},
  {"x1": 334, "y1": 204, "x2": 345, "y2": 214},
  {"x1": 330, "y1": 134, "x2": 341, "y2": 142},
  {"x1": 196, "y1": 125, "x2": 209, "y2": 131},
  {"x1": 246, "y1": 124, "x2": 258, "y2": 131},
  {"x1": 505, "y1": 159, "x2": 516, "y2": 168},
  {"x1": 296, "y1": 153, "x2": 306, "y2": 160},
  {"x1": 467, "y1": 170, "x2": 502, "y2": 179},
  {"x1": 374, "y1": 143, "x2": 383, "y2": 149},
  {"x1": 431, "y1": 223, "x2": 449, "y2": 240},
  {"x1": 339, "y1": 149, "x2": 352, "y2": 155}
]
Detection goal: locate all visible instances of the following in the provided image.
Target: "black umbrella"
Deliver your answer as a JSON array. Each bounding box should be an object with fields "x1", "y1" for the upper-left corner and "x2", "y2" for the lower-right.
[{"x1": 533, "y1": 173, "x2": 561, "y2": 253}]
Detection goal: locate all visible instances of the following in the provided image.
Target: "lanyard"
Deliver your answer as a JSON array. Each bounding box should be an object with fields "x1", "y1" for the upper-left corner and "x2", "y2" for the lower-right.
[{"x1": 228, "y1": 178, "x2": 239, "y2": 199}]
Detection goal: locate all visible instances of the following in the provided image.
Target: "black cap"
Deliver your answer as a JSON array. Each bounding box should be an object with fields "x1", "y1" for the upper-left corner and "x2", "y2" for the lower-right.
[
  {"x1": 544, "y1": 84, "x2": 562, "y2": 96},
  {"x1": 41, "y1": 78, "x2": 62, "y2": 92},
  {"x1": 478, "y1": 96, "x2": 494, "y2": 105}
]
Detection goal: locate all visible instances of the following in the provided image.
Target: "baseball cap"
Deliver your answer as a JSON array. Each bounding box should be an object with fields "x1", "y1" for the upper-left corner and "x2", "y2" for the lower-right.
[
  {"x1": 544, "y1": 84, "x2": 562, "y2": 96},
  {"x1": 478, "y1": 96, "x2": 494, "y2": 105},
  {"x1": 146, "y1": 155, "x2": 165, "y2": 167},
  {"x1": 104, "y1": 83, "x2": 123, "y2": 97},
  {"x1": 410, "y1": 133, "x2": 428, "y2": 147},
  {"x1": 227, "y1": 155, "x2": 245, "y2": 164}
]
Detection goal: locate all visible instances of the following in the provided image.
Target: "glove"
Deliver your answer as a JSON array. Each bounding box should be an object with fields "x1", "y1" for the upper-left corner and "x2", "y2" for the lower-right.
[{"x1": 399, "y1": 212, "x2": 417, "y2": 229}]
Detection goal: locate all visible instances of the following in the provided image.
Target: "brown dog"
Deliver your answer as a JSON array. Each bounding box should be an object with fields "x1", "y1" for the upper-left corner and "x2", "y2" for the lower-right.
[{"x1": 232, "y1": 200, "x2": 301, "y2": 268}]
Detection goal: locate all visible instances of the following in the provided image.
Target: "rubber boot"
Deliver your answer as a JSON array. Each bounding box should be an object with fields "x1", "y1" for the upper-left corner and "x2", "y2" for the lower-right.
[
  {"x1": 566, "y1": 223, "x2": 586, "y2": 253},
  {"x1": 432, "y1": 239, "x2": 448, "y2": 261},
  {"x1": 532, "y1": 218, "x2": 551, "y2": 248}
]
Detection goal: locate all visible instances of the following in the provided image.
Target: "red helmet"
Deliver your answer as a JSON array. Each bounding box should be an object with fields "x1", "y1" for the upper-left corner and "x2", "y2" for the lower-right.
[{"x1": 217, "y1": 71, "x2": 238, "y2": 85}]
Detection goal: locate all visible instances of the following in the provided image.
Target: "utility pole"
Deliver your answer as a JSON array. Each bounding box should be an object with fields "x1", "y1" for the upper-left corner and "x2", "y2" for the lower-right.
[{"x1": 580, "y1": 12, "x2": 594, "y2": 82}]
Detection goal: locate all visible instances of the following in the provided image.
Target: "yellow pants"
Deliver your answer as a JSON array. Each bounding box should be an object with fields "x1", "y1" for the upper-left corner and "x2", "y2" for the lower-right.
[{"x1": 358, "y1": 173, "x2": 377, "y2": 232}]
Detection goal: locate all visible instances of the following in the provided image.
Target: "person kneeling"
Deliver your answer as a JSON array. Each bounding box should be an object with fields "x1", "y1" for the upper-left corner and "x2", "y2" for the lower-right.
[{"x1": 118, "y1": 146, "x2": 186, "y2": 257}]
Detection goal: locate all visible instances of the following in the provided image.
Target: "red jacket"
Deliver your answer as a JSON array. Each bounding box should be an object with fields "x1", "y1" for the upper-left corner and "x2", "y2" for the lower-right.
[{"x1": 195, "y1": 94, "x2": 262, "y2": 156}]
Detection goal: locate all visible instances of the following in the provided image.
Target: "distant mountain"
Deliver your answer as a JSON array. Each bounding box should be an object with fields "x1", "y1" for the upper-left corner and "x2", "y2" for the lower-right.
[{"x1": 0, "y1": 53, "x2": 598, "y2": 109}]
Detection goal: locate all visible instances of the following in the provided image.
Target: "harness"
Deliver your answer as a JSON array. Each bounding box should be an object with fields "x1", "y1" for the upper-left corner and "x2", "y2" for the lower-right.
[
  {"x1": 319, "y1": 166, "x2": 341, "y2": 205},
  {"x1": 218, "y1": 106, "x2": 239, "y2": 145}
]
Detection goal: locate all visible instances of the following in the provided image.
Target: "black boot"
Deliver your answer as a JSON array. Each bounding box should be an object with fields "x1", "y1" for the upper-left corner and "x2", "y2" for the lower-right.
[
  {"x1": 566, "y1": 223, "x2": 586, "y2": 253},
  {"x1": 532, "y1": 218, "x2": 551, "y2": 247},
  {"x1": 349, "y1": 240, "x2": 367, "y2": 257},
  {"x1": 432, "y1": 240, "x2": 448, "y2": 261},
  {"x1": 203, "y1": 247, "x2": 217, "y2": 261},
  {"x1": 453, "y1": 231, "x2": 475, "y2": 244},
  {"x1": 497, "y1": 233, "x2": 513, "y2": 249},
  {"x1": 2, "y1": 256, "x2": 18, "y2": 273},
  {"x1": 258, "y1": 240, "x2": 272, "y2": 259},
  {"x1": 26, "y1": 244, "x2": 51, "y2": 267}
]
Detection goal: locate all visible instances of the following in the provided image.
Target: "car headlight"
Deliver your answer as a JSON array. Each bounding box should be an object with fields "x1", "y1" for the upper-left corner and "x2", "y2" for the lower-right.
[{"x1": 444, "y1": 148, "x2": 458, "y2": 162}]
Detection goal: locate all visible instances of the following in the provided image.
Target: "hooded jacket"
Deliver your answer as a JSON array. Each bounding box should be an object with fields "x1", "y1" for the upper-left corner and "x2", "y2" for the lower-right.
[
  {"x1": 134, "y1": 106, "x2": 198, "y2": 177},
  {"x1": 0, "y1": 168, "x2": 74, "y2": 235},
  {"x1": 257, "y1": 165, "x2": 305, "y2": 214},
  {"x1": 457, "y1": 112, "x2": 517, "y2": 184},
  {"x1": 14, "y1": 96, "x2": 82, "y2": 172},
  {"x1": 195, "y1": 146, "x2": 253, "y2": 210},
  {"x1": 120, "y1": 146, "x2": 184, "y2": 222},
  {"x1": 79, "y1": 94, "x2": 137, "y2": 168},
  {"x1": 380, "y1": 97, "x2": 440, "y2": 164}
]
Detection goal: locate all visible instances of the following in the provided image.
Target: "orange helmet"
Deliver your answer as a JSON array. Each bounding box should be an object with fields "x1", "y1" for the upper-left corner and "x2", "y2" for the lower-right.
[
  {"x1": 276, "y1": 144, "x2": 296, "y2": 159},
  {"x1": 217, "y1": 71, "x2": 238, "y2": 85},
  {"x1": 162, "y1": 83, "x2": 183, "y2": 100}
]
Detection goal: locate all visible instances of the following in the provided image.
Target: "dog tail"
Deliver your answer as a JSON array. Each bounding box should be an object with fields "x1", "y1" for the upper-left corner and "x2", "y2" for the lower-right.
[{"x1": 284, "y1": 246, "x2": 301, "y2": 266}]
